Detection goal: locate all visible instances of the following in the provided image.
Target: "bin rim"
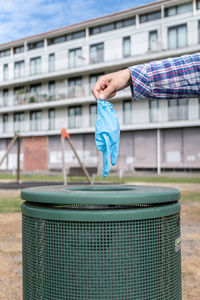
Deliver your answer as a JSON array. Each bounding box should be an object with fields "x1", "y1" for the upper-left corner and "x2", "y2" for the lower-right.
[
  {"x1": 21, "y1": 184, "x2": 180, "y2": 206},
  {"x1": 22, "y1": 201, "x2": 180, "y2": 221}
]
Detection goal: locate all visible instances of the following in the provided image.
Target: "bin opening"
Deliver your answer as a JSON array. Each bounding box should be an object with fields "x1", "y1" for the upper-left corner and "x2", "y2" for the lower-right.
[{"x1": 66, "y1": 186, "x2": 135, "y2": 192}]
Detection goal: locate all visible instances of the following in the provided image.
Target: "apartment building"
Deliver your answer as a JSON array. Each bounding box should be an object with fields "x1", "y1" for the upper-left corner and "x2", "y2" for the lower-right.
[{"x1": 0, "y1": 0, "x2": 200, "y2": 174}]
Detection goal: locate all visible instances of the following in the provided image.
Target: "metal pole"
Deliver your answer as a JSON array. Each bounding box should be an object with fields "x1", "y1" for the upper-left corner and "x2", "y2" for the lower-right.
[
  {"x1": 67, "y1": 137, "x2": 92, "y2": 185},
  {"x1": 157, "y1": 129, "x2": 161, "y2": 174},
  {"x1": 17, "y1": 136, "x2": 20, "y2": 183},
  {"x1": 61, "y1": 136, "x2": 67, "y2": 185}
]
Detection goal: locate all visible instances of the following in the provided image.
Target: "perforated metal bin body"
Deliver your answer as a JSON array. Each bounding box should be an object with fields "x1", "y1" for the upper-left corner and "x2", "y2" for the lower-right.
[{"x1": 21, "y1": 185, "x2": 182, "y2": 300}]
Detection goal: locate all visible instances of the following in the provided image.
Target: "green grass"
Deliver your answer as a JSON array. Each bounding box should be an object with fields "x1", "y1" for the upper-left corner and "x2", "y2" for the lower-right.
[
  {"x1": 180, "y1": 192, "x2": 200, "y2": 202},
  {"x1": 0, "y1": 173, "x2": 63, "y2": 181},
  {"x1": 94, "y1": 175, "x2": 200, "y2": 184},
  {"x1": 0, "y1": 196, "x2": 22, "y2": 213},
  {"x1": 0, "y1": 173, "x2": 199, "y2": 184},
  {"x1": 0, "y1": 191, "x2": 199, "y2": 214}
]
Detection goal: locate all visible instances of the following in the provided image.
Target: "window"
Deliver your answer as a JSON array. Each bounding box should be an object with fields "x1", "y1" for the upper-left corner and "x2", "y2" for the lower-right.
[
  {"x1": 50, "y1": 36, "x2": 65, "y2": 45},
  {"x1": 47, "y1": 30, "x2": 85, "y2": 45},
  {"x1": 14, "y1": 45, "x2": 24, "y2": 54},
  {"x1": 0, "y1": 49, "x2": 10, "y2": 58},
  {"x1": 89, "y1": 17, "x2": 135, "y2": 35},
  {"x1": 197, "y1": 0, "x2": 200, "y2": 9},
  {"x1": 89, "y1": 104, "x2": 97, "y2": 127},
  {"x1": 89, "y1": 73, "x2": 104, "y2": 91},
  {"x1": 165, "y1": 2, "x2": 193, "y2": 17},
  {"x1": 14, "y1": 86, "x2": 25, "y2": 96},
  {"x1": 123, "y1": 100, "x2": 132, "y2": 124},
  {"x1": 168, "y1": 24, "x2": 187, "y2": 49},
  {"x1": 68, "y1": 48, "x2": 82, "y2": 68},
  {"x1": 48, "y1": 81, "x2": 55, "y2": 95},
  {"x1": 149, "y1": 99, "x2": 158, "y2": 122},
  {"x1": 48, "y1": 109, "x2": 55, "y2": 130},
  {"x1": 14, "y1": 60, "x2": 24, "y2": 78},
  {"x1": 3, "y1": 89, "x2": 8, "y2": 106},
  {"x1": 27, "y1": 40, "x2": 44, "y2": 51},
  {"x1": 90, "y1": 43, "x2": 104, "y2": 64},
  {"x1": 168, "y1": 98, "x2": 188, "y2": 121},
  {"x1": 149, "y1": 30, "x2": 158, "y2": 51},
  {"x1": 14, "y1": 112, "x2": 24, "y2": 132},
  {"x1": 68, "y1": 106, "x2": 82, "y2": 128},
  {"x1": 30, "y1": 57, "x2": 41, "y2": 75},
  {"x1": 13, "y1": 86, "x2": 26, "y2": 105},
  {"x1": 30, "y1": 83, "x2": 41, "y2": 94},
  {"x1": 123, "y1": 37, "x2": 131, "y2": 57},
  {"x1": 3, "y1": 114, "x2": 8, "y2": 133},
  {"x1": 49, "y1": 53, "x2": 55, "y2": 72},
  {"x1": 3, "y1": 64, "x2": 8, "y2": 80},
  {"x1": 29, "y1": 84, "x2": 41, "y2": 103},
  {"x1": 30, "y1": 110, "x2": 41, "y2": 131},
  {"x1": 68, "y1": 77, "x2": 83, "y2": 97},
  {"x1": 140, "y1": 11, "x2": 161, "y2": 23}
]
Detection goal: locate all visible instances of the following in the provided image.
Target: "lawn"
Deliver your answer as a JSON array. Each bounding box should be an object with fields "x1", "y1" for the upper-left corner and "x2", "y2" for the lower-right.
[
  {"x1": 0, "y1": 173, "x2": 200, "y2": 184},
  {"x1": 0, "y1": 173, "x2": 63, "y2": 182},
  {"x1": 95, "y1": 175, "x2": 200, "y2": 184},
  {"x1": 0, "y1": 194, "x2": 22, "y2": 213}
]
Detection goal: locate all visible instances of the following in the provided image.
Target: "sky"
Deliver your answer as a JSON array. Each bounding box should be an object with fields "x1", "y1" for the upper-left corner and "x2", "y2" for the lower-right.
[{"x1": 0, "y1": 0, "x2": 155, "y2": 45}]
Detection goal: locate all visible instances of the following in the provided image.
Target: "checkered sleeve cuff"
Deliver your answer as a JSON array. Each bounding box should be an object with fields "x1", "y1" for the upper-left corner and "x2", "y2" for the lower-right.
[{"x1": 128, "y1": 64, "x2": 152, "y2": 100}]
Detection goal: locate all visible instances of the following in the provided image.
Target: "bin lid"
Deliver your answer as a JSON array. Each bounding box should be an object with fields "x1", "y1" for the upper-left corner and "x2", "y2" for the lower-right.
[{"x1": 21, "y1": 185, "x2": 180, "y2": 206}]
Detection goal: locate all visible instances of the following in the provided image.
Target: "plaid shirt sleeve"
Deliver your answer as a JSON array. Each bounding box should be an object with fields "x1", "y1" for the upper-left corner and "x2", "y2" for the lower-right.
[{"x1": 128, "y1": 53, "x2": 200, "y2": 100}]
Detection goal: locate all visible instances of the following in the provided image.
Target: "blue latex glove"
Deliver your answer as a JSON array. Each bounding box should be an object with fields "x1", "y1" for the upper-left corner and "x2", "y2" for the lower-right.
[{"x1": 95, "y1": 99, "x2": 120, "y2": 177}]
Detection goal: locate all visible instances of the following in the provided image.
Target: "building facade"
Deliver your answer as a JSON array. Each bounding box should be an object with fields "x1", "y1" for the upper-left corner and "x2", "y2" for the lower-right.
[{"x1": 0, "y1": 0, "x2": 200, "y2": 174}]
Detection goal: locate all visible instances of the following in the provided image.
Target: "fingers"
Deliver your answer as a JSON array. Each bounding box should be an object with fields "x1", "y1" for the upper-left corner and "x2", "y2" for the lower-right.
[
  {"x1": 92, "y1": 74, "x2": 114, "y2": 100},
  {"x1": 107, "y1": 91, "x2": 116, "y2": 99},
  {"x1": 101, "y1": 84, "x2": 116, "y2": 99},
  {"x1": 92, "y1": 81, "x2": 101, "y2": 100},
  {"x1": 92, "y1": 69, "x2": 132, "y2": 100}
]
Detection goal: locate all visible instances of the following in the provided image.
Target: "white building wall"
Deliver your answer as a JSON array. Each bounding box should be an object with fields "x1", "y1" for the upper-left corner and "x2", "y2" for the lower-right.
[
  {"x1": 188, "y1": 98, "x2": 199, "y2": 120},
  {"x1": 0, "y1": 0, "x2": 200, "y2": 171}
]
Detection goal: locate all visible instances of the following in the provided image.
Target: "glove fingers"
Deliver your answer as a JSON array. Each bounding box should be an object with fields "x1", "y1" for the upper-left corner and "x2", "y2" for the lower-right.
[
  {"x1": 111, "y1": 132, "x2": 120, "y2": 166},
  {"x1": 111, "y1": 144, "x2": 118, "y2": 166},
  {"x1": 102, "y1": 134, "x2": 110, "y2": 177}
]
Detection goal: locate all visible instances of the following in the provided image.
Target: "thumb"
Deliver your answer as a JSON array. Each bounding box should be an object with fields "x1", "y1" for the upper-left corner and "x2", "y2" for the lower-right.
[{"x1": 99, "y1": 82, "x2": 116, "y2": 100}]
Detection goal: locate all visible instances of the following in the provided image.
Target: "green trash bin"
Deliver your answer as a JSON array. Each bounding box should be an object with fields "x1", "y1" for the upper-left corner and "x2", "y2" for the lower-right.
[{"x1": 21, "y1": 185, "x2": 181, "y2": 300}]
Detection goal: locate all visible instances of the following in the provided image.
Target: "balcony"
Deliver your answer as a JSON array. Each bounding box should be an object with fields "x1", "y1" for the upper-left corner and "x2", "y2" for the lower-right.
[
  {"x1": 1, "y1": 42, "x2": 200, "y2": 89},
  {"x1": 0, "y1": 86, "x2": 86, "y2": 109},
  {"x1": 13, "y1": 93, "x2": 66, "y2": 106},
  {"x1": 1, "y1": 99, "x2": 199, "y2": 135},
  {"x1": 90, "y1": 50, "x2": 104, "y2": 64},
  {"x1": 68, "y1": 86, "x2": 85, "y2": 98}
]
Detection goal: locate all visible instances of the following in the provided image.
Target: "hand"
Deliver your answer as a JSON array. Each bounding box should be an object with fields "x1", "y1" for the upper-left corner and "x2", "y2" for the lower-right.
[{"x1": 92, "y1": 68, "x2": 131, "y2": 100}]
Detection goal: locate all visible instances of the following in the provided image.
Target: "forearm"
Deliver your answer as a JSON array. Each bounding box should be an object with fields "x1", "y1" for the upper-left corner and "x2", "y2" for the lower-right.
[{"x1": 129, "y1": 53, "x2": 200, "y2": 100}]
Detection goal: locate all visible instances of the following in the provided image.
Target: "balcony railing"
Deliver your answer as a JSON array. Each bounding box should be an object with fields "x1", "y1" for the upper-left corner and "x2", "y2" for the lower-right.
[
  {"x1": 1, "y1": 104, "x2": 199, "y2": 136},
  {"x1": 13, "y1": 93, "x2": 67, "y2": 106},
  {"x1": 0, "y1": 48, "x2": 137, "y2": 83},
  {"x1": 0, "y1": 87, "x2": 86, "y2": 107},
  {"x1": 68, "y1": 86, "x2": 85, "y2": 98}
]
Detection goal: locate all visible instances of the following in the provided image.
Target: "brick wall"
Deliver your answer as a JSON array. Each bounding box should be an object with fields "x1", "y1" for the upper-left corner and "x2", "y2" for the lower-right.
[{"x1": 23, "y1": 136, "x2": 48, "y2": 171}]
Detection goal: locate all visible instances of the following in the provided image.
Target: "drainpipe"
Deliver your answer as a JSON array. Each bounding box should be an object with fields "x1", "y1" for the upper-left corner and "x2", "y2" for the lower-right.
[{"x1": 157, "y1": 129, "x2": 161, "y2": 174}]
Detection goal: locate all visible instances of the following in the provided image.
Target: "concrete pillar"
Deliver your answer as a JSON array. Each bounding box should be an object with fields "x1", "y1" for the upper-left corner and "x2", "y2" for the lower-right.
[
  {"x1": 193, "y1": 0, "x2": 197, "y2": 15},
  {"x1": 136, "y1": 14, "x2": 139, "y2": 29}
]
